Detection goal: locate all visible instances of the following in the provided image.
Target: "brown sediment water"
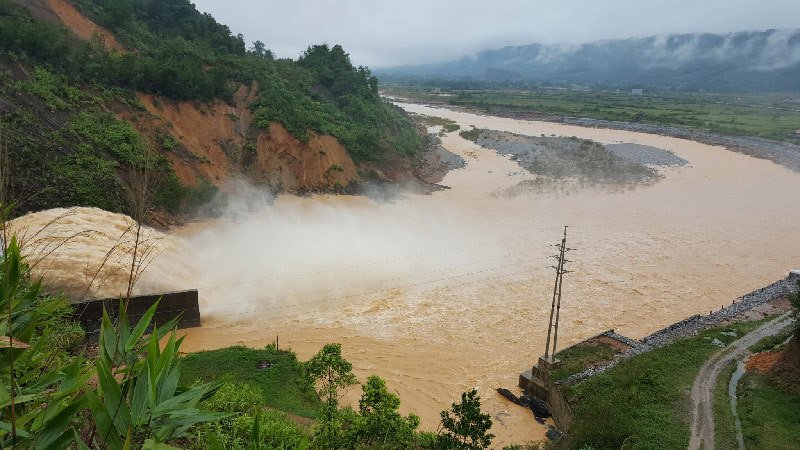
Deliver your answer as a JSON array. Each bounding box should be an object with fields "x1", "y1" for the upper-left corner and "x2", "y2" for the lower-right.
[
  {"x1": 7, "y1": 207, "x2": 174, "y2": 300},
  {"x1": 10, "y1": 103, "x2": 800, "y2": 446}
]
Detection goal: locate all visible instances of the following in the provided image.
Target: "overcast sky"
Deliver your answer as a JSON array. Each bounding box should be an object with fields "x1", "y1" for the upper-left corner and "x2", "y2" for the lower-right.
[{"x1": 192, "y1": 0, "x2": 800, "y2": 68}]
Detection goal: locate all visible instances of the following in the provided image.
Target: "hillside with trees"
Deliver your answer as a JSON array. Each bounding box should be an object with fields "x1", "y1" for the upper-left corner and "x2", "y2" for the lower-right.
[{"x1": 0, "y1": 0, "x2": 426, "y2": 218}]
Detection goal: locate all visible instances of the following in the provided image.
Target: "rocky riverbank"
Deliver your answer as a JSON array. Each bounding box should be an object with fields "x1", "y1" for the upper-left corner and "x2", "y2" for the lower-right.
[
  {"x1": 563, "y1": 117, "x2": 800, "y2": 173},
  {"x1": 387, "y1": 97, "x2": 800, "y2": 173},
  {"x1": 562, "y1": 271, "x2": 800, "y2": 384}
]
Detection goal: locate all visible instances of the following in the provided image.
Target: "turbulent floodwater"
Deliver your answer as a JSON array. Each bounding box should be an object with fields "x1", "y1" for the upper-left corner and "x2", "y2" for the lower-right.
[{"x1": 10, "y1": 103, "x2": 800, "y2": 446}]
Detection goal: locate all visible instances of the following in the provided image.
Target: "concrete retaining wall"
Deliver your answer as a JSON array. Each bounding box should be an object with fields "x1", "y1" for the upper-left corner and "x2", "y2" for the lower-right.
[
  {"x1": 642, "y1": 271, "x2": 799, "y2": 347},
  {"x1": 72, "y1": 290, "x2": 201, "y2": 340},
  {"x1": 520, "y1": 359, "x2": 575, "y2": 430}
]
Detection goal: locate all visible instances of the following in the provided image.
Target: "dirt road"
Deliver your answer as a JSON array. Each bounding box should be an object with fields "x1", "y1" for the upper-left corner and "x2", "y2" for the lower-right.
[{"x1": 687, "y1": 313, "x2": 793, "y2": 450}]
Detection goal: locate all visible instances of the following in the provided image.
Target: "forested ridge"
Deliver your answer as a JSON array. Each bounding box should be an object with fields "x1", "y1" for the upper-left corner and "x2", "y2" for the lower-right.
[{"x1": 0, "y1": 0, "x2": 424, "y2": 216}]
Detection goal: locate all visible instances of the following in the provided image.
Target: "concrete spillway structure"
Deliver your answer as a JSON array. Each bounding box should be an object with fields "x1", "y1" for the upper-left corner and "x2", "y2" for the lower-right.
[{"x1": 72, "y1": 289, "x2": 201, "y2": 340}]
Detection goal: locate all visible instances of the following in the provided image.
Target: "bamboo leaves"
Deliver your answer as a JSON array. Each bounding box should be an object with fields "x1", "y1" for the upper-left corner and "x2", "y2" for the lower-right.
[{"x1": 89, "y1": 299, "x2": 226, "y2": 448}]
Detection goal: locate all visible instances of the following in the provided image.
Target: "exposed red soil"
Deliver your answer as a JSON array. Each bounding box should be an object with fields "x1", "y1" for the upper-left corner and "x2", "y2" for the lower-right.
[
  {"x1": 124, "y1": 81, "x2": 357, "y2": 192},
  {"x1": 248, "y1": 123, "x2": 357, "y2": 191},
  {"x1": 745, "y1": 351, "x2": 783, "y2": 372},
  {"x1": 769, "y1": 338, "x2": 800, "y2": 389},
  {"x1": 137, "y1": 85, "x2": 259, "y2": 186},
  {"x1": 43, "y1": 0, "x2": 125, "y2": 52},
  {"x1": 745, "y1": 336, "x2": 800, "y2": 395}
]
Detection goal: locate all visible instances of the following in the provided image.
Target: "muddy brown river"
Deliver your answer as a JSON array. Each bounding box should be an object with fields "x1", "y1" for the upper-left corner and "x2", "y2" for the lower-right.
[{"x1": 11, "y1": 103, "x2": 800, "y2": 446}]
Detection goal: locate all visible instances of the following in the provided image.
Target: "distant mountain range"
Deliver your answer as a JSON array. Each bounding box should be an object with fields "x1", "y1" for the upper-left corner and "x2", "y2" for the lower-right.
[{"x1": 377, "y1": 29, "x2": 800, "y2": 91}]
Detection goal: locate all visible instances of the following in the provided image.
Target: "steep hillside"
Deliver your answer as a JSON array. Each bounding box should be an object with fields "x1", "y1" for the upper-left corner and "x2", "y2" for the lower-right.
[
  {"x1": 379, "y1": 29, "x2": 800, "y2": 91},
  {"x1": 0, "y1": 0, "x2": 428, "y2": 219}
]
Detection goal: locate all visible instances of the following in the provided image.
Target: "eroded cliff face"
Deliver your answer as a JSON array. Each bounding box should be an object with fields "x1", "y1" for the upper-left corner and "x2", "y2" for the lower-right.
[
  {"x1": 135, "y1": 84, "x2": 256, "y2": 187},
  {"x1": 132, "y1": 83, "x2": 358, "y2": 192},
  {"x1": 248, "y1": 122, "x2": 358, "y2": 191},
  {"x1": 42, "y1": 0, "x2": 125, "y2": 51}
]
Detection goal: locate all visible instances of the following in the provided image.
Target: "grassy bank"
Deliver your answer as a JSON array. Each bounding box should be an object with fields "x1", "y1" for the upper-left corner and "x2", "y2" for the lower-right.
[
  {"x1": 179, "y1": 346, "x2": 321, "y2": 419},
  {"x1": 558, "y1": 317, "x2": 774, "y2": 450},
  {"x1": 712, "y1": 360, "x2": 740, "y2": 450},
  {"x1": 549, "y1": 341, "x2": 621, "y2": 382},
  {"x1": 738, "y1": 370, "x2": 800, "y2": 449},
  {"x1": 386, "y1": 87, "x2": 800, "y2": 142}
]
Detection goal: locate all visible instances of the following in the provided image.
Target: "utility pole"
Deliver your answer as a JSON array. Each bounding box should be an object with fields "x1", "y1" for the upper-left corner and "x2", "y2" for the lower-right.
[{"x1": 543, "y1": 226, "x2": 571, "y2": 363}]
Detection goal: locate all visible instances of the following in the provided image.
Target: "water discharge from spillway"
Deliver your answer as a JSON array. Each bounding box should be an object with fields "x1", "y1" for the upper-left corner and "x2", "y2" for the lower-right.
[{"x1": 9, "y1": 103, "x2": 800, "y2": 446}]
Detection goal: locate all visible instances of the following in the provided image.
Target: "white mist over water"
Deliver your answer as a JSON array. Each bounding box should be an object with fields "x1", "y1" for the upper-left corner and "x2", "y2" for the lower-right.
[{"x1": 140, "y1": 181, "x2": 512, "y2": 322}]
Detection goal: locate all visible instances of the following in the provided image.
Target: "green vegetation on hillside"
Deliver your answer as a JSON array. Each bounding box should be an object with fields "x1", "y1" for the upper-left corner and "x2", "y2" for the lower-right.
[
  {"x1": 73, "y1": 0, "x2": 424, "y2": 162},
  {"x1": 559, "y1": 317, "x2": 775, "y2": 450},
  {"x1": 74, "y1": 0, "x2": 423, "y2": 161},
  {"x1": 249, "y1": 45, "x2": 422, "y2": 161},
  {"x1": 386, "y1": 86, "x2": 800, "y2": 142},
  {"x1": 0, "y1": 0, "x2": 424, "y2": 216},
  {"x1": 180, "y1": 346, "x2": 320, "y2": 419}
]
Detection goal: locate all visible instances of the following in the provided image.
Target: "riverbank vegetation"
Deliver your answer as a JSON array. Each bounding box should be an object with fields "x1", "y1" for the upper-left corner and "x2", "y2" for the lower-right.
[
  {"x1": 409, "y1": 113, "x2": 461, "y2": 136},
  {"x1": 737, "y1": 370, "x2": 800, "y2": 449},
  {"x1": 736, "y1": 285, "x2": 800, "y2": 449},
  {"x1": 548, "y1": 342, "x2": 621, "y2": 382},
  {"x1": 711, "y1": 361, "x2": 740, "y2": 450},
  {"x1": 561, "y1": 285, "x2": 799, "y2": 450},
  {"x1": 558, "y1": 317, "x2": 776, "y2": 450},
  {"x1": 385, "y1": 86, "x2": 800, "y2": 143}
]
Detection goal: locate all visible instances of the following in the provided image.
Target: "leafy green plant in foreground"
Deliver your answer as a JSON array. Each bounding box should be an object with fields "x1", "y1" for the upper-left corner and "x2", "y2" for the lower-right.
[
  {"x1": 303, "y1": 343, "x2": 358, "y2": 449},
  {"x1": 0, "y1": 232, "x2": 226, "y2": 449},
  {"x1": 0, "y1": 236, "x2": 89, "y2": 449},
  {"x1": 1, "y1": 229, "x2": 497, "y2": 448},
  {"x1": 348, "y1": 375, "x2": 421, "y2": 449},
  {"x1": 85, "y1": 301, "x2": 227, "y2": 449}
]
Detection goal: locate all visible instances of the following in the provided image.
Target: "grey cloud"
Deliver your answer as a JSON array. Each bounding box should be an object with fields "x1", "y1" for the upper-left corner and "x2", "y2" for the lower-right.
[{"x1": 192, "y1": 0, "x2": 800, "y2": 67}]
